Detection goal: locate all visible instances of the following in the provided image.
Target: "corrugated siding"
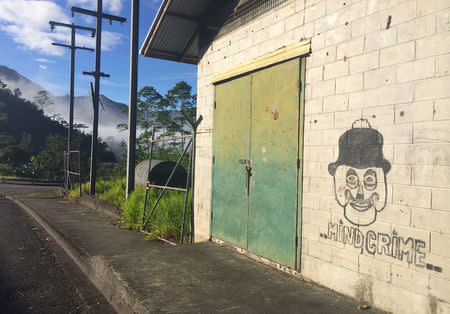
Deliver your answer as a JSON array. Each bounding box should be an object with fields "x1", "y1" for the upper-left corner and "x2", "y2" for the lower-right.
[
  {"x1": 168, "y1": 0, "x2": 209, "y2": 16},
  {"x1": 186, "y1": 33, "x2": 199, "y2": 57},
  {"x1": 152, "y1": 17, "x2": 197, "y2": 54}
]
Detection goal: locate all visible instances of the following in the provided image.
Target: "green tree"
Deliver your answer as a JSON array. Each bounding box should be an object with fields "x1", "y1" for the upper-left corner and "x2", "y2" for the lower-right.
[
  {"x1": 33, "y1": 90, "x2": 53, "y2": 111},
  {"x1": 19, "y1": 132, "x2": 33, "y2": 154},
  {"x1": 118, "y1": 82, "x2": 197, "y2": 165},
  {"x1": 0, "y1": 145, "x2": 29, "y2": 173},
  {"x1": 166, "y1": 81, "x2": 196, "y2": 132},
  {"x1": 0, "y1": 84, "x2": 113, "y2": 179},
  {"x1": 34, "y1": 135, "x2": 66, "y2": 180},
  {"x1": 13, "y1": 88, "x2": 22, "y2": 98},
  {"x1": 50, "y1": 113, "x2": 68, "y2": 127},
  {"x1": 118, "y1": 86, "x2": 168, "y2": 163},
  {"x1": 165, "y1": 81, "x2": 196, "y2": 153},
  {"x1": 0, "y1": 79, "x2": 9, "y2": 92},
  {"x1": 0, "y1": 101, "x2": 8, "y2": 128},
  {"x1": 0, "y1": 102, "x2": 14, "y2": 150}
]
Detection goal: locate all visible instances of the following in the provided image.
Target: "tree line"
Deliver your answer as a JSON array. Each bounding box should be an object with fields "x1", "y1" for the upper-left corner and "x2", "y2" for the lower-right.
[
  {"x1": 0, "y1": 79, "x2": 113, "y2": 181},
  {"x1": 117, "y1": 81, "x2": 196, "y2": 168},
  {"x1": 0, "y1": 78, "x2": 197, "y2": 181}
]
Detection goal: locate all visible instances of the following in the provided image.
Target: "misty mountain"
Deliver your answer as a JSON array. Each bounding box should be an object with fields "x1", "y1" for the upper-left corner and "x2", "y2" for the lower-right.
[
  {"x1": 0, "y1": 65, "x2": 43, "y2": 101},
  {"x1": 0, "y1": 65, "x2": 127, "y2": 158}
]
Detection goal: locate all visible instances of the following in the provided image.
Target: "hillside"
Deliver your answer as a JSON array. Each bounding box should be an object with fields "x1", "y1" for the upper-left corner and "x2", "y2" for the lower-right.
[
  {"x1": 0, "y1": 81, "x2": 114, "y2": 180},
  {"x1": 0, "y1": 65, "x2": 127, "y2": 155}
]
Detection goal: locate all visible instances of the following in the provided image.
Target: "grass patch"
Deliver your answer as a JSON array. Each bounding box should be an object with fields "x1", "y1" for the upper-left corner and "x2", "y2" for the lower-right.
[
  {"x1": 69, "y1": 178, "x2": 190, "y2": 240},
  {"x1": 0, "y1": 175, "x2": 23, "y2": 179},
  {"x1": 68, "y1": 182, "x2": 90, "y2": 202},
  {"x1": 22, "y1": 189, "x2": 64, "y2": 198}
]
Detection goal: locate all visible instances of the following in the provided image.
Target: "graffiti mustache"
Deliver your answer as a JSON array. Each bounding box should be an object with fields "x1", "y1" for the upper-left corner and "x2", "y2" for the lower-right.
[{"x1": 344, "y1": 190, "x2": 380, "y2": 212}]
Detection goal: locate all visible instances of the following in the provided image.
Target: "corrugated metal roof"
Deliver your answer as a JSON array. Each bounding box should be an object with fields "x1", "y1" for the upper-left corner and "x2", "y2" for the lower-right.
[
  {"x1": 186, "y1": 34, "x2": 199, "y2": 57},
  {"x1": 140, "y1": 0, "x2": 211, "y2": 64},
  {"x1": 153, "y1": 17, "x2": 197, "y2": 52},
  {"x1": 141, "y1": 0, "x2": 287, "y2": 64},
  {"x1": 168, "y1": 0, "x2": 209, "y2": 16}
]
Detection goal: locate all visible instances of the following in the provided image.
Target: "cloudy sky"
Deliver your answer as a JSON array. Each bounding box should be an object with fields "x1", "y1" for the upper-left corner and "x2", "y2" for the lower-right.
[{"x1": 0, "y1": 0, "x2": 197, "y2": 104}]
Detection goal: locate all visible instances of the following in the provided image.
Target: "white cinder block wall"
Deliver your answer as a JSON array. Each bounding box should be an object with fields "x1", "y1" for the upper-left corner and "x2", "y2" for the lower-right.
[{"x1": 195, "y1": 1, "x2": 450, "y2": 313}]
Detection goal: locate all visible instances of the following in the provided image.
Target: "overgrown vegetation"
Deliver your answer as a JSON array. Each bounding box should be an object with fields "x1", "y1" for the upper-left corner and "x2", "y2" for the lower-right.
[
  {"x1": 69, "y1": 81, "x2": 197, "y2": 240},
  {"x1": 4, "y1": 76, "x2": 197, "y2": 239},
  {"x1": 69, "y1": 178, "x2": 191, "y2": 240}
]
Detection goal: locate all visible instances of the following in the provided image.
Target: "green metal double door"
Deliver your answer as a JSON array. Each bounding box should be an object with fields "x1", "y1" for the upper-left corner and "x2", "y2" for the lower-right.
[{"x1": 212, "y1": 58, "x2": 304, "y2": 269}]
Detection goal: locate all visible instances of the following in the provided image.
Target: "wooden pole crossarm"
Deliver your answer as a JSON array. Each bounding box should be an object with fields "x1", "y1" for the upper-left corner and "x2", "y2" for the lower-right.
[
  {"x1": 82, "y1": 71, "x2": 110, "y2": 78},
  {"x1": 49, "y1": 21, "x2": 96, "y2": 33},
  {"x1": 52, "y1": 43, "x2": 94, "y2": 51},
  {"x1": 71, "y1": 6, "x2": 126, "y2": 23}
]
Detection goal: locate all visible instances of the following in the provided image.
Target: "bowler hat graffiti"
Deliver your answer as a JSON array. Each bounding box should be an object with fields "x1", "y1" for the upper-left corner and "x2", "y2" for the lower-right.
[{"x1": 328, "y1": 119, "x2": 391, "y2": 227}]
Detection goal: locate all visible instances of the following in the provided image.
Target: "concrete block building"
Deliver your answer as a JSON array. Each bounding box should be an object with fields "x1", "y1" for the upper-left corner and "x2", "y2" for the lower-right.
[{"x1": 141, "y1": 0, "x2": 450, "y2": 313}]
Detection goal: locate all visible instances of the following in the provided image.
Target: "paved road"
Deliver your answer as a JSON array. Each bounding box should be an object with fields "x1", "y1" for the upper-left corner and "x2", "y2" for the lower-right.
[{"x1": 0, "y1": 197, "x2": 114, "y2": 313}]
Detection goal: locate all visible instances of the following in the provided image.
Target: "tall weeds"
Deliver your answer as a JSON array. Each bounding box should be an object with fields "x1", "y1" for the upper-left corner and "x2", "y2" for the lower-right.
[{"x1": 70, "y1": 178, "x2": 190, "y2": 240}]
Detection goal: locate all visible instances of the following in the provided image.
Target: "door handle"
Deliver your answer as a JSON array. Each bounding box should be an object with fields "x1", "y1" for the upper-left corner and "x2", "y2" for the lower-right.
[{"x1": 245, "y1": 160, "x2": 252, "y2": 196}]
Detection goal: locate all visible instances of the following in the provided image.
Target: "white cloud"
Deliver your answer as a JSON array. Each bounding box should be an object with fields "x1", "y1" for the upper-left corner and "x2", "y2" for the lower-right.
[
  {"x1": 39, "y1": 65, "x2": 48, "y2": 69},
  {"x1": 75, "y1": 30, "x2": 121, "y2": 51},
  {"x1": 67, "y1": 0, "x2": 123, "y2": 14},
  {"x1": 101, "y1": 31, "x2": 123, "y2": 51},
  {"x1": 0, "y1": 1, "x2": 70, "y2": 55},
  {"x1": 35, "y1": 58, "x2": 55, "y2": 63},
  {"x1": 0, "y1": 0, "x2": 123, "y2": 56}
]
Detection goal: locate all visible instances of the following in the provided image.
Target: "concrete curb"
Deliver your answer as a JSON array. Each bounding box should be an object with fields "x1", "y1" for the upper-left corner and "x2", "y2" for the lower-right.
[
  {"x1": 6, "y1": 195, "x2": 149, "y2": 314},
  {"x1": 0, "y1": 178, "x2": 62, "y2": 186},
  {"x1": 78, "y1": 194, "x2": 121, "y2": 221}
]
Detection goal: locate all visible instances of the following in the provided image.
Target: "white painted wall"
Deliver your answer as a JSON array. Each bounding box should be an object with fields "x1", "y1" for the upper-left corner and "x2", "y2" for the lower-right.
[{"x1": 195, "y1": 1, "x2": 450, "y2": 313}]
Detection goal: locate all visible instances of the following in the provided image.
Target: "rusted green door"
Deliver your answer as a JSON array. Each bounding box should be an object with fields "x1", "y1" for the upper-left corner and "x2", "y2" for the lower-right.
[
  {"x1": 248, "y1": 59, "x2": 300, "y2": 268},
  {"x1": 211, "y1": 75, "x2": 251, "y2": 248},
  {"x1": 212, "y1": 58, "x2": 301, "y2": 268}
]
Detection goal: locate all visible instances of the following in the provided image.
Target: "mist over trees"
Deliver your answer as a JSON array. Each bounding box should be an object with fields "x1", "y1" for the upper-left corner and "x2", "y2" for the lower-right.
[
  {"x1": 0, "y1": 79, "x2": 113, "y2": 181},
  {"x1": 0, "y1": 77, "x2": 197, "y2": 181},
  {"x1": 118, "y1": 81, "x2": 196, "y2": 166}
]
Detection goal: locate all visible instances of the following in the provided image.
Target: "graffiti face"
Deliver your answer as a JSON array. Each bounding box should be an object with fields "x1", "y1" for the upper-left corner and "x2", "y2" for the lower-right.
[
  {"x1": 323, "y1": 120, "x2": 442, "y2": 273},
  {"x1": 333, "y1": 165, "x2": 387, "y2": 226},
  {"x1": 328, "y1": 119, "x2": 391, "y2": 226}
]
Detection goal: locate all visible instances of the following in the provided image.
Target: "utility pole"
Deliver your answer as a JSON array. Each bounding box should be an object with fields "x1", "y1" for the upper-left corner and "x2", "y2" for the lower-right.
[
  {"x1": 49, "y1": 21, "x2": 95, "y2": 189},
  {"x1": 72, "y1": 1, "x2": 126, "y2": 195},
  {"x1": 126, "y1": 0, "x2": 139, "y2": 199}
]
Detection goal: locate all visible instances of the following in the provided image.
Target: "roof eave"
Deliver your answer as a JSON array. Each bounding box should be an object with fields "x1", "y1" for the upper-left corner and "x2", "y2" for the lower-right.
[
  {"x1": 146, "y1": 49, "x2": 198, "y2": 65},
  {"x1": 139, "y1": 0, "x2": 171, "y2": 56}
]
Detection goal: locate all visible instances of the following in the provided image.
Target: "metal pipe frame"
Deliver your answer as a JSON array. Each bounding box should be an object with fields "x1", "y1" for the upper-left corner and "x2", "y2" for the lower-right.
[
  {"x1": 150, "y1": 134, "x2": 192, "y2": 143},
  {"x1": 180, "y1": 144, "x2": 193, "y2": 244},
  {"x1": 64, "y1": 150, "x2": 82, "y2": 198},
  {"x1": 146, "y1": 184, "x2": 186, "y2": 192},
  {"x1": 142, "y1": 138, "x2": 192, "y2": 230},
  {"x1": 141, "y1": 128, "x2": 156, "y2": 227},
  {"x1": 180, "y1": 109, "x2": 203, "y2": 243},
  {"x1": 140, "y1": 110, "x2": 202, "y2": 244}
]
